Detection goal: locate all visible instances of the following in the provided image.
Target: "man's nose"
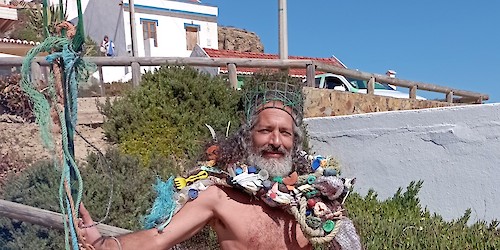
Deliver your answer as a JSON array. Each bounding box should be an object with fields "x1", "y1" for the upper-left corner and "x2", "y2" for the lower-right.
[{"x1": 269, "y1": 131, "x2": 282, "y2": 147}]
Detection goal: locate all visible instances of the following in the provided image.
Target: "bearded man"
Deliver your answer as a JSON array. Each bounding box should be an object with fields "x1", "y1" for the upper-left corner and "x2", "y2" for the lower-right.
[{"x1": 80, "y1": 81, "x2": 361, "y2": 249}]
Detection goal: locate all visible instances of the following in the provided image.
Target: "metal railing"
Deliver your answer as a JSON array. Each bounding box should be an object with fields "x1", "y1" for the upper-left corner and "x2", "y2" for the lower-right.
[{"x1": 0, "y1": 56, "x2": 489, "y2": 103}]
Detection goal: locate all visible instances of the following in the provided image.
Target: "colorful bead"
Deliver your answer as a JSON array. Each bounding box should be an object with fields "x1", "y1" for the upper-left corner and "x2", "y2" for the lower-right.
[
  {"x1": 248, "y1": 166, "x2": 257, "y2": 174},
  {"x1": 307, "y1": 175, "x2": 316, "y2": 184},
  {"x1": 273, "y1": 176, "x2": 283, "y2": 183},
  {"x1": 262, "y1": 180, "x2": 273, "y2": 190},
  {"x1": 306, "y1": 209, "x2": 313, "y2": 216},
  {"x1": 323, "y1": 220, "x2": 335, "y2": 233},
  {"x1": 324, "y1": 168, "x2": 338, "y2": 176},
  {"x1": 235, "y1": 167, "x2": 243, "y2": 175},
  {"x1": 188, "y1": 189, "x2": 198, "y2": 200},
  {"x1": 306, "y1": 217, "x2": 322, "y2": 229},
  {"x1": 311, "y1": 159, "x2": 321, "y2": 171},
  {"x1": 307, "y1": 199, "x2": 316, "y2": 208},
  {"x1": 305, "y1": 190, "x2": 318, "y2": 198}
]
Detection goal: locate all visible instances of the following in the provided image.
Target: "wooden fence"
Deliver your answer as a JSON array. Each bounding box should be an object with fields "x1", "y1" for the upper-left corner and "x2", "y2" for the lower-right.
[
  {"x1": 0, "y1": 199, "x2": 130, "y2": 236},
  {"x1": 0, "y1": 56, "x2": 489, "y2": 103}
]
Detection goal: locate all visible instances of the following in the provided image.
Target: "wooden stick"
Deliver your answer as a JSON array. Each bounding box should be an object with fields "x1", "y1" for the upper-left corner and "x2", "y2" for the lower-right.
[{"x1": 0, "y1": 199, "x2": 131, "y2": 236}]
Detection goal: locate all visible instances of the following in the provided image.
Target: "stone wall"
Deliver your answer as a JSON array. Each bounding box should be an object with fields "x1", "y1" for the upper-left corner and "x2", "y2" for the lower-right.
[{"x1": 303, "y1": 87, "x2": 458, "y2": 118}]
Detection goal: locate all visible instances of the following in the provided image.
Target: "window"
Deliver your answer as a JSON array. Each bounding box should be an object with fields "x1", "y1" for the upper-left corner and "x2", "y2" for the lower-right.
[
  {"x1": 142, "y1": 20, "x2": 158, "y2": 47},
  {"x1": 185, "y1": 23, "x2": 200, "y2": 50},
  {"x1": 314, "y1": 77, "x2": 321, "y2": 88},
  {"x1": 325, "y1": 77, "x2": 345, "y2": 90},
  {"x1": 347, "y1": 78, "x2": 390, "y2": 90}
]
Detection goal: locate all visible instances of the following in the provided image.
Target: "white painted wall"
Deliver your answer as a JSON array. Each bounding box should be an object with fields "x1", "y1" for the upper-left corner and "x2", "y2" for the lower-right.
[
  {"x1": 305, "y1": 104, "x2": 500, "y2": 223},
  {"x1": 0, "y1": 5, "x2": 17, "y2": 20},
  {"x1": 122, "y1": 0, "x2": 218, "y2": 57}
]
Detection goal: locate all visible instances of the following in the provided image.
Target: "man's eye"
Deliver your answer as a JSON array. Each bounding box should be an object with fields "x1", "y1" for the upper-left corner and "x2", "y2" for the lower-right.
[
  {"x1": 281, "y1": 131, "x2": 292, "y2": 136},
  {"x1": 259, "y1": 129, "x2": 271, "y2": 133}
]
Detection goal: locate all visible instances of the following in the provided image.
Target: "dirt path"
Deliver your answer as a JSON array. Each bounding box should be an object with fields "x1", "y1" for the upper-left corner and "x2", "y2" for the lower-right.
[{"x1": 0, "y1": 114, "x2": 111, "y2": 181}]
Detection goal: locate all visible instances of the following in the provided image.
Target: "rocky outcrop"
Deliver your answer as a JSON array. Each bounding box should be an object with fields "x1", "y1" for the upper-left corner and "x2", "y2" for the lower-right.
[{"x1": 218, "y1": 26, "x2": 264, "y2": 53}]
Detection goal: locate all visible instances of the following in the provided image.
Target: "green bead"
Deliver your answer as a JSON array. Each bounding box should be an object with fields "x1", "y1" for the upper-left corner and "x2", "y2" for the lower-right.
[
  {"x1": 323, "y1": 220, "x2": 335, "y2": 233},
  {"x1": 273, "y1": 176, "x2": 283, "y2": 183},
  {"x1": 306, "y1": 217, "x2": 322, "y2": 229},
  {"x1": 305, "y1": 190, "x2": 318, "y2": 198},
  {"x1": 307, "y1": 175, "x2": 316, "y2": 184}
]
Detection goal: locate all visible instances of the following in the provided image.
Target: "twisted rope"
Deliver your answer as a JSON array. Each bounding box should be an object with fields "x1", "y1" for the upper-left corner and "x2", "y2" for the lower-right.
[
  {"x1": 287, "y1": 194, "x2": 343, "y2": 245},
  {"x1": 21, "y1": 35, "x2": 95, "y2": 250}
]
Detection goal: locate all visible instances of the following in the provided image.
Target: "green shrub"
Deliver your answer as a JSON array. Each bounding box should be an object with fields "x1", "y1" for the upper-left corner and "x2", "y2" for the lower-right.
[
  {"x1": 0, "y1": 160, "x2": 64, "y2": 249},
  {"x1": 0, "y1": 149, "x2": 218, "y2": 249},
  {"x1": 99, "y1": 65, "x2": 242, "y2": 165},
  {"x1": 345, "y1": 181, "x2": 500, "y2": 249}
]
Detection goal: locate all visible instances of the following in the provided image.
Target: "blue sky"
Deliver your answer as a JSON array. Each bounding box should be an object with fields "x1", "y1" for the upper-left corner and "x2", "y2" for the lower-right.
[{"x1": 203, "y1": 0, "x2": 499, "y2": 103}]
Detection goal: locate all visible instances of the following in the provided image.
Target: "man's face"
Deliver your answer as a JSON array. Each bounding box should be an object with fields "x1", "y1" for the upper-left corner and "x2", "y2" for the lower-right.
[{"x1": 247, "y1": 106, "x2": 295, "y2": 177}]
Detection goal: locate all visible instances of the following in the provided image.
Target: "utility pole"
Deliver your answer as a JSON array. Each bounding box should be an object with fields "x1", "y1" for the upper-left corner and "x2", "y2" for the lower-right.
[
  {"x1": 129, "y1": 0, "x2": 138, "y2": 57},
  {"x1": 278, "y1": 0, "x2": 288, "y2": 59},
  {"x1": 128, "y1": 0, "x2": 140, "y2": 86}
]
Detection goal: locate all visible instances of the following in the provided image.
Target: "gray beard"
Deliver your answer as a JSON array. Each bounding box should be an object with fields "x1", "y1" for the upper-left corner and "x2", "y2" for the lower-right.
[{"x1": 246, "y1": 152, "x2": 293, "y2": 177}]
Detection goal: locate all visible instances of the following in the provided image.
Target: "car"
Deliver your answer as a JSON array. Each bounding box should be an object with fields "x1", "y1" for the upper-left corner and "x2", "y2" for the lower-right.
[{"x1": 310, "y1": 73, "x2": 426, "y2": 100}]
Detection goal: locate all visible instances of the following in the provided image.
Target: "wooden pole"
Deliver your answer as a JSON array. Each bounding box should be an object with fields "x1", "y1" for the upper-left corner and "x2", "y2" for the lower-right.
[
  {"x1": 409, "y1": 85, "x2": 417, "y2": 99},
  {"x1": 367, "y1": 77, "x2": 375, "y2": 95},
  {"x1": 227, "y1": 63, "x2": 238, "y2": 89},
  {"x1": 129, "y1": 0, "x2": 139, "y2": 57},
  {"x1": 131, "y1": 62, "x2": 141, "y2": 87},
  {"x1": 0, "y1": 199, "x2": 131, "y2": 236},
  {"x1": 306, "y1": 64, "x2": 315, "y2": 87},
  {"x1": 446, "y1": 91, "x2": 454, "y2": 103},
  {"x1": 98, "y1": 66, "x2": 105, "y2": 96}
]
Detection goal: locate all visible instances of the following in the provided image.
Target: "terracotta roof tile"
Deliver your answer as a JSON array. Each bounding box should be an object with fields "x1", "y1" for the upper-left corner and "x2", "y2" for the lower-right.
[{"x1": 203, "y1": 48, "x2": 345, "y2": 77}]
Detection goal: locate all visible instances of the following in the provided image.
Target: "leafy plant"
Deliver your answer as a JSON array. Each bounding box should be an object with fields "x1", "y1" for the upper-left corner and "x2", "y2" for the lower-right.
[
  {"x1": 98, "y1": 65, "x2": 243, "y2": 165},
  {"x1": 345, "y1": 181, "x2": 500, "y2": 249},
  {"x1": 0, "y1": 148, "x2": 219, "y2": 249}
]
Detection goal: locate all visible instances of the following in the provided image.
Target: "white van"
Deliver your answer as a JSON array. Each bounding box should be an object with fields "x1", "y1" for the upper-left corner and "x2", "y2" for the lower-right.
[{"x1": 312, "y1": 73, "x2": 426, "y2": 100}]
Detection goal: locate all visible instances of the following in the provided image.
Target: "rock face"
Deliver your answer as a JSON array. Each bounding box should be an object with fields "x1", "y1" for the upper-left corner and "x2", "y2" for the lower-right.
[{"x1": 218, "y1": 26, "x2": 264, "y2": 53}]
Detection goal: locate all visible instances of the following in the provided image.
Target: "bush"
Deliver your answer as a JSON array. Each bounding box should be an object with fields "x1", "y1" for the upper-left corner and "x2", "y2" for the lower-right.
[
  {"x1": 99, "y1": 65, "x2": 242, "y2": 166},
  {"x1": 0, "y1": 149, "x2": 219, "y2": 249},
  {"x1": 0, "y1": 160, "x2": 64, "y2": 249},
  {"x1": 345, "y1": 181, "x2": 500, "y2": 249},
  {"x1": 0, "y1": 74, "x2": 34, "y2": 121}
]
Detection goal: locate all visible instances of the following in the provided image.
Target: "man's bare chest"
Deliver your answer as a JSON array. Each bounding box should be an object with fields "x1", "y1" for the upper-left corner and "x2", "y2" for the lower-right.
[{"x1": 211, "y1": 190, "x2": 311, "y2": 249}]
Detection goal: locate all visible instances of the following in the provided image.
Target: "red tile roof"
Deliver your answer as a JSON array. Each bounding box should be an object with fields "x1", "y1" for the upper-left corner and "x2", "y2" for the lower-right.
[{"x1": 202, "y1": 48, "x2": 345, "y2": 77}]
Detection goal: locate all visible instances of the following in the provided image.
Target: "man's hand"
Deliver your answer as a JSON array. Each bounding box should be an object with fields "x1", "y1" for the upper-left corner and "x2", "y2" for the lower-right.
[{"x1": 79, "y1": 203, "x2": 103, "y2": 247}]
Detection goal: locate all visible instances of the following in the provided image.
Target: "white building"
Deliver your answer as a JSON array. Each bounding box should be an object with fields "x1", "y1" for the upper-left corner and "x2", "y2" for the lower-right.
[
  {"x1": 45, "y1": 0, "x2": 219, "y2": 82},
  {"x1": 121, "y1": 0, "x2": 218, "y2": 57}
]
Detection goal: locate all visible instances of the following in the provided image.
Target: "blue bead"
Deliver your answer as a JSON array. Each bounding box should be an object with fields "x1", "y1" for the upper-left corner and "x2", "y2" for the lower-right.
[
  {"x1": 248, "y1": 166, "x2": 257, "y2": 174},
  {"x1": 235, "y1": 167, "x2": 243, "y2": 175},
  {"x1": 324, "y1": 168, "x2": 337, "y2": 176},
  {"x1": 188, "y1": 189, "x2": 198, "y2": 199},
  {"x1": 306, "y1": 209, "x2": 312, "y2": 216},
  {"x1": 262, "y1": 180, "x2": 273, "y2": 190},
  {"x1": 311, "y1": 159, "x2": 321, "y2": 171}
]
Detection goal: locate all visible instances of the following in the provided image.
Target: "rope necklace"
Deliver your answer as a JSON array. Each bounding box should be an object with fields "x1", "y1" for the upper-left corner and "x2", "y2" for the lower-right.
[{"x1": 144, "y1": 154, "x2": 358, "y2": 247}]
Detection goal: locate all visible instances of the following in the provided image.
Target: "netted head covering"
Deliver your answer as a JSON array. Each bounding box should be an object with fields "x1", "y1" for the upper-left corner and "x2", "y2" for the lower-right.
[{"x1": 244, "y1": 81, "x2": 304, "y2": 126}]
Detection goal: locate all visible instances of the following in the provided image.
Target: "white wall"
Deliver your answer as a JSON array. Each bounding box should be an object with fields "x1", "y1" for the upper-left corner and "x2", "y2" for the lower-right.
[
  {"x1": 122, "y1": 0, "x2": 218, "y2": 57},
  {"x1": 304, "y1": 104, "x2": 500, "y2": 223}
]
